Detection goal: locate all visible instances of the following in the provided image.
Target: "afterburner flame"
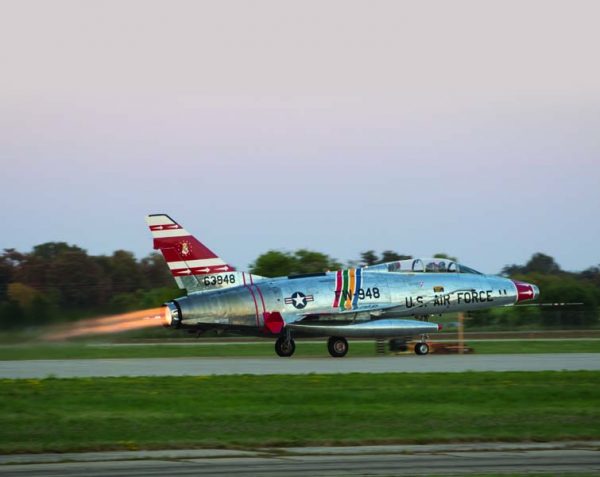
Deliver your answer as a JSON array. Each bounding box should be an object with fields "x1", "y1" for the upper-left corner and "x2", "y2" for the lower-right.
[{"x1": 44, "y1": 307, "x2": 167, "y2": 341}]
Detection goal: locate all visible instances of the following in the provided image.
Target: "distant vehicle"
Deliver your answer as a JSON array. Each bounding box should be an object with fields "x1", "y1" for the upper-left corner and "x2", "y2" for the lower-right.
[{"x1": 147, "y1": 214, "x2": 539, "y2": 357}]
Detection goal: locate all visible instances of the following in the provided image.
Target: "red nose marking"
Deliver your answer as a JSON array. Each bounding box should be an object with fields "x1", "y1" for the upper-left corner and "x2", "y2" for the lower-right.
[
  {"x1": 512, "y1": 280, "x2": 535, "y2": 302},
  {"x1": 437, "y1": 324, "x2": 443, "y2": 331}
]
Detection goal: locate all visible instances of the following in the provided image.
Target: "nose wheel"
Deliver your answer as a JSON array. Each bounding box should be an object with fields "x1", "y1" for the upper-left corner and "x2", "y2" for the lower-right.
[
  {"x1": 275, "y1": 336, "x2": 296, "y2": 357},
  {"x1": 414, "y1": 342, "x2": 430, "y2": 355},
  {"x1": 327, "y1": 336, "x2": 349, "y2": 358}
]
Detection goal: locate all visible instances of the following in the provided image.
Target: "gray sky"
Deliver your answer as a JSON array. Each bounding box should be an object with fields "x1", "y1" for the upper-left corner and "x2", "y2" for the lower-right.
[{"x1": 1, "y1": 0, "x2": 599, "y2": 273}]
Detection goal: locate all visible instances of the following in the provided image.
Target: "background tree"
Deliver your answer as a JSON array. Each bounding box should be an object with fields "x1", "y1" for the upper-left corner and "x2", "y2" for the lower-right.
[
  {"x1": 523, "y1": 253, "x2": 561, "y2": 274},
  {"x1": 106, "y1": 250, "x2": 144, "y2": 294},
  {"x1": 0, "y1": 252, "x2": 16, "y2": 301},
  {"x1": 502, "y1": 253, "x2": 562, "y2": 276},
  {"x1": 250, "y1": 250, "x2": 341, "y2": 277},
  {"x1": 139, "y1": 253, "x2": 174, "y2": 289},
  {"x1": 31, "y1": 242, "x2": 84, "y2": 260},
  {"x1": 47, "y1": 250, "x2": 106, "y2": 307},
  {"x1": 360, "y1": 251, "x2": 379, "y2": 266},
  {"x1": 293, "y1": 249, "x2": 341, "y2": 274},
  {"x1": 381, "y1": 251, "x2": 412, "y2": 263},
  {"x1": 433, "y1": 253, "x2": 458, "y2": 262},
  {"x1": 360, "y1": 250, "x2": 412, "y2": 266},
  {"x1": 249, "y1": 251, "x2": 298, "y2": 277}
]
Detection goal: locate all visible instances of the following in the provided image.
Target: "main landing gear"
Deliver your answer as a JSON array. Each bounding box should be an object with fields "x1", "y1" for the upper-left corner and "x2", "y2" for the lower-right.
[
  {"x1": 275, "y1": 335, "x2": 350, "y2": 358},
  {"x1": 275, "y1": 336, "x2": 296, "y2": 357},
  {"x1": 327, "y1": 336, "x2": 349, "y2": 358}
]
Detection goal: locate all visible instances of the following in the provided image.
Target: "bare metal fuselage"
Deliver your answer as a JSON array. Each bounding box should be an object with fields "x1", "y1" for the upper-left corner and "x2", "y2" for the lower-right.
[{"x1": 166, "y1": 269, "x2": 528, "y2": 338}]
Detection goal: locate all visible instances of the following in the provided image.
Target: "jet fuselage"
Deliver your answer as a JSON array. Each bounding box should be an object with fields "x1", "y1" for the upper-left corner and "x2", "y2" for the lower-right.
[{"x1": 166, "y1": 268, "x2": 536, "y2": 336}]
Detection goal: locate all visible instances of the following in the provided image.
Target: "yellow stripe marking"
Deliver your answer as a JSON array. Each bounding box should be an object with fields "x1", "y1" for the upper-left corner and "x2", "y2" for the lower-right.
[{"x1": 345, "y1": 268, "x2": 356, "y2": 309}]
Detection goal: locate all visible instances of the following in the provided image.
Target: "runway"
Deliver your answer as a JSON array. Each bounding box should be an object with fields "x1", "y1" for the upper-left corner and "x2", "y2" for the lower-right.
[
  {"x1": 1, "y1": 353, "x2": 599, "y2": 378},
  {"x1": 1, "y1": 442, "x2": 599, "y2": 476}
]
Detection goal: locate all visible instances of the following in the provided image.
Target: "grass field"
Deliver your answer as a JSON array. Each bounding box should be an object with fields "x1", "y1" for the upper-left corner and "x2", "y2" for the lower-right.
[
  {"x1": 0, "y1": 371, "x2": 599, "y2": 453},
  {"x1": 0, "y1": 339, "x2": 598, "y2": 360}
]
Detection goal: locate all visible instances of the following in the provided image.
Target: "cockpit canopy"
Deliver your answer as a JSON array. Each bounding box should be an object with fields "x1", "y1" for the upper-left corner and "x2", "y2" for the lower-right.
[{"x1": 366, "y1": 258, "x2": 483, "y2": 275}]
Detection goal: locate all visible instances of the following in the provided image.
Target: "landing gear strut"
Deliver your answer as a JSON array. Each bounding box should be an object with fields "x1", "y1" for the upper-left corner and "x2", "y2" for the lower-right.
[
  {"x1": 327, "y1": 336, "x2": 349, "y2": 358},
  {"x1": 275, "y1": 336, "x2": 295, "y2": 357}
]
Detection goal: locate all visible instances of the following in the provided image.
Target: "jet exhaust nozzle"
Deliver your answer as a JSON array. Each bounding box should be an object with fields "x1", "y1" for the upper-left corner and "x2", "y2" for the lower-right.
[{"x1": 164, "y1": 302, "x2": 182, "y2": 328}]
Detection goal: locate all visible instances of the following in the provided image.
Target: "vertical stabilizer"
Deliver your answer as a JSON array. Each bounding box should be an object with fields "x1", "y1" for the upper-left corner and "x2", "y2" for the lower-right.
[{"x1": 147, "y1": 214, "x2": 258, "y2": 292}]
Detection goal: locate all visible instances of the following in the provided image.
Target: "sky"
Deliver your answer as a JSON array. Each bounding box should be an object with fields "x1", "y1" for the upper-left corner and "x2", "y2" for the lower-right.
[{"x1": 0, "y1": 0, "x2": 599, "y2": 274}]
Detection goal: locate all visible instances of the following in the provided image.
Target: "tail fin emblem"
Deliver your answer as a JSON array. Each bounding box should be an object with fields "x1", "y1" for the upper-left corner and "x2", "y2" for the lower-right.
[{"x1": 179, "y1": 241, "x2": 192, "y2": 257}]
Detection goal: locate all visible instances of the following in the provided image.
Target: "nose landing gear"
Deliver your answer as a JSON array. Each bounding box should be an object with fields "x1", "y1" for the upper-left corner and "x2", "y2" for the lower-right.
[{"x1": 414, "y1": 341, "x2": 430, "y2": 355}]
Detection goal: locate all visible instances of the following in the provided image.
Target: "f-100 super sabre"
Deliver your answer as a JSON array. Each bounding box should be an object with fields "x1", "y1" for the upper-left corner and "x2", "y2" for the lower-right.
[{"x1": 147, "y1": 214, "x2": 539, "y2": 357}]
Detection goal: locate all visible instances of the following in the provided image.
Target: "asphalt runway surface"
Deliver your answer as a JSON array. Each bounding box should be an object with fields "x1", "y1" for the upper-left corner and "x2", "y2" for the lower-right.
[
  {"x1": 1, "y1": 353, "x2": 599, "y2": 378},
  {"x1": 1, "y1": 442, "x2": 599, "y2": 476}
]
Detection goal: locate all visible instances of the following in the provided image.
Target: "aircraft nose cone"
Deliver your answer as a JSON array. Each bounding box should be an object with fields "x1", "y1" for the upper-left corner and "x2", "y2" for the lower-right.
[{"x1": 512, "y1": 280, "x2": 539, "y2": 302}]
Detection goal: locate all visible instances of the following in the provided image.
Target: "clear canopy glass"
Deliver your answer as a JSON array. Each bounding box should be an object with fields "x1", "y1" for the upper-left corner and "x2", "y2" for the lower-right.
[{"x1": 367, "y1": 258, "x2": 482, "y2": 275}]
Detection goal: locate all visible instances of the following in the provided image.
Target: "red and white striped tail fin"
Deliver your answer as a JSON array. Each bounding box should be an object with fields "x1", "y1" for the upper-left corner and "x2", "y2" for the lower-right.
[{"x1": 146, "y1": 214, "x2": 236, "y2": 285}]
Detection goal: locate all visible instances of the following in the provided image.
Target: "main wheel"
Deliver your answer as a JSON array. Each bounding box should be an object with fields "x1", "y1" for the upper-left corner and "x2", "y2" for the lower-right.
[
  {"x1": 414, "y1": 342, "x2": 430, "y2": 356},
  {"x1": 327, "y1": 336, "x2": 349, "y2": 358},
  {"x1": 275, "y1": 337, "x2": 296, "y2": 357}
]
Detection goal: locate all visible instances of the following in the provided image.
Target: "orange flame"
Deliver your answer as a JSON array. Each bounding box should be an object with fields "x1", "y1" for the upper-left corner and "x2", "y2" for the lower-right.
[{"x1": 43, "y1": 307, "x2": 167, "y2": 341}]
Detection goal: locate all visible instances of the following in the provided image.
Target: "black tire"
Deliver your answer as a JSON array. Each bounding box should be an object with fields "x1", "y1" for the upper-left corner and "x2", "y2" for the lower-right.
[
  {"x1": 275, "y1": 337, "x2": 295, "y2": 357},
  {"x1": 414, "y1": 342, "x2": 429, "y2": 356},
  {"x1": 327, "y1": 336, "x2": 349, "y2": 358}
]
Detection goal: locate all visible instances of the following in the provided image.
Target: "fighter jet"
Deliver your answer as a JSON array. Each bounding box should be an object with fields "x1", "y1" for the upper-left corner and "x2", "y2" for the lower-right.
[{"x1": 147, "y1": 214, "x2": 539, "y2": 357}]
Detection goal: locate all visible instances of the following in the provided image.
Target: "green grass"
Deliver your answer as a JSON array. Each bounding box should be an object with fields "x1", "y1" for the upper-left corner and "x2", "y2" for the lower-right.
[
  {"x1": 0, "y1": 339, "x2": 599, "y2": 360},
  {"x1": 0, "y1": 371, "x2": 599, "y2": 453}
]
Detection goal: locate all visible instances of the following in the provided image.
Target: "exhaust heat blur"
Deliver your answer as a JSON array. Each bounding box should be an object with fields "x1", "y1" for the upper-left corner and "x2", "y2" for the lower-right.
[{"x1": 44, "y1": 307, "x2": 167, "y2": 340}]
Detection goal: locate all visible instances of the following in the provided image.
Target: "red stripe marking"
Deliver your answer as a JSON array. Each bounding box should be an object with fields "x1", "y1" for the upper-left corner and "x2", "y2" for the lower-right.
[
  {"x1": 158, "y1": 247, "x2": 181, "y2": 263},
  {"x1": 249, "y1": 274, "x2": 254, "y2": 285},
  {"x1": 254, "y1": 284, "x2": 266, "y2": 315},
  {"x1": 189, "y1": 265, "x2": 235, "y2": 275},
  {"x1": 333, "y1": 270, "x2": 342, "y2": 307},
  {"x1": 242, "y1": 272, "x2": 247, "y2": 286},
  {"x1": 246, "y1": 285, "x2": 260, "y2": 328},
  {"x1": 170, "y1": 265, "x2": 235, "y2": 277}
]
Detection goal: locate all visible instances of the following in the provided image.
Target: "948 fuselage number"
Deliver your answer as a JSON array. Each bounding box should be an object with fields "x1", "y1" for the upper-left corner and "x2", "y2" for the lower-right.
[{"x1": 335, "y1": 287, "x2": 380, "y2": 301}]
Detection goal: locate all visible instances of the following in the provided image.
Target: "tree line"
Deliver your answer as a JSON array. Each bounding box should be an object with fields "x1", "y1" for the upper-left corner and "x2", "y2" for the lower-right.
[
  {"x1": 0, "y1": 242, "x2": 598, "y2": 330},
  {"x1": 474, "y1": 253, "x2": 599, "y2": 329},
  {"x1": 0, "y1": 243, "x2": 179, "y2": 329}
]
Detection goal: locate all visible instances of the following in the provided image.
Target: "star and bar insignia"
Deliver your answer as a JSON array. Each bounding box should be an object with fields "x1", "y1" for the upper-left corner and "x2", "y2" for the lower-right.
[{"x1": 285, "y1": 291, "x2": 314, "y2": 309}]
